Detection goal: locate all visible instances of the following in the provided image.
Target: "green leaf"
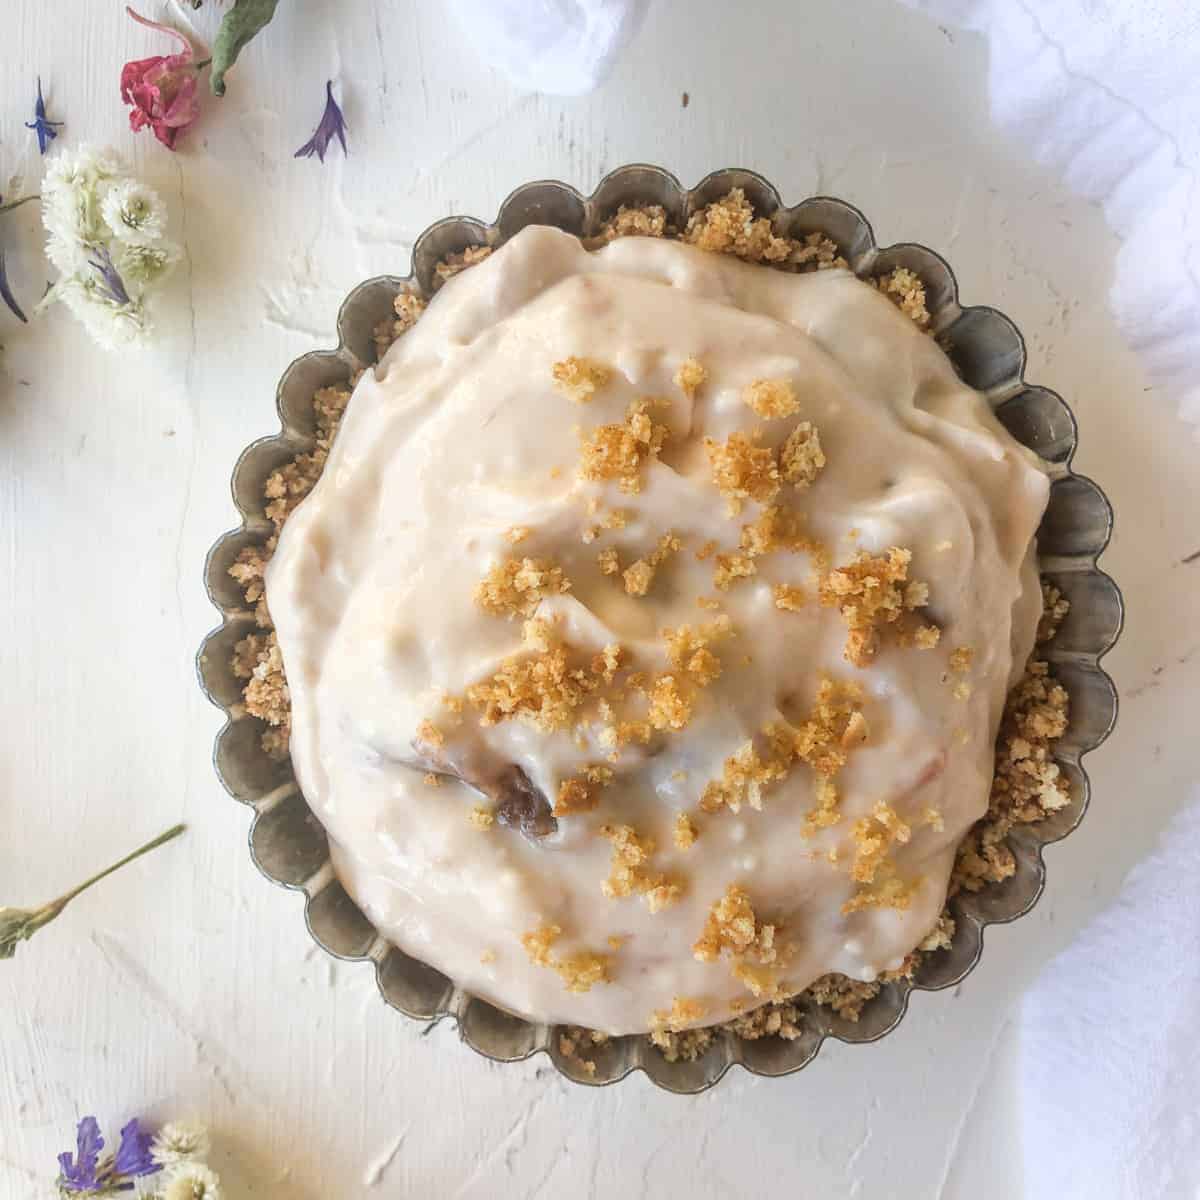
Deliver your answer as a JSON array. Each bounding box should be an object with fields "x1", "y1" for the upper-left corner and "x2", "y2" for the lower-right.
[{"x1": 210, "y1": 0, "x2": 280, "y2": 97}]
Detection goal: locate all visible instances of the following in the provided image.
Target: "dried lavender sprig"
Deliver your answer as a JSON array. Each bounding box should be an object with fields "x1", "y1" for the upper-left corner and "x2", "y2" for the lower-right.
[{"x1": 1, "y1": 823, "x2": 186, "y2": 960}]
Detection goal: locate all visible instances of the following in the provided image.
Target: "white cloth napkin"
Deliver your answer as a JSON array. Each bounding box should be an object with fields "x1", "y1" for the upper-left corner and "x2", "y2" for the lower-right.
[
  {"x1": 448, "y1": 0, "x2": 648, "y2": 96},
  {"x1": 900, "y1": 0, "x2": 1200, "y2": 438},
  {"x1": 1019, "y1": 791, "x2": 1200, "y2": 1200}
]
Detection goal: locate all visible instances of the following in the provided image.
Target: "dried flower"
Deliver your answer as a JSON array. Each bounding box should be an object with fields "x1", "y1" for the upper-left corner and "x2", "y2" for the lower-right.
[
  {"x1": 100, "y1": 179, "x2": 167, "y2": 243},
  {"x1": 113, "y1": 1119, "x2": 158, "y2": 1178},
  {"x1": 294, "y1": 80, "x2": 348, "y2": 162},
  {"x1": 38, "y1": 145, "x2": 182, "y2": 350},
  {"x1": 121, "y1": 7, "x2": 202, "y2": 150},
  {"x1": 151, "y1": 1122, "x2": 211, "y2": 1167},
  {"x1": 25, "y1": 76, "x2": 63, "y2": 155},
  {"x1": 57, "y1": 1117, "x2": 104, "y2": 1193},
  {"x1": 1, "y1": 824, "x2": 185, "y2": 960},
  {"x1": 162, "y1": 1161, "x2": 222, "y2": 1200}
]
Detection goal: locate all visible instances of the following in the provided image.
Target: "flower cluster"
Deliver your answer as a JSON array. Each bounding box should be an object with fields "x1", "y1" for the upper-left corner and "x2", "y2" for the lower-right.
[
  {"x1": 38, "y1": 145, "x2": 180, "y2": 350},
  {"x1": 56, "y1": 1116, "x2": 220, "y2": 1198}
]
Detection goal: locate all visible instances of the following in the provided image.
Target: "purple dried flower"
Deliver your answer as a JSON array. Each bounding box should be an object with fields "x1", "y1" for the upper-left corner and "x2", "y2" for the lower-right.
[
  {"x1": 87, "y1": 246, "x2": 133, "y2": 307},
  {"x1": 113, "y1": 1119, "x2": 159, "y2": 1178},
  {"x1": 294, "y1": 80, "x2": 347, "y2": 162},
  {"x1": 57, "y1": 1116, "x2": 104, "y2": 1192},
  {"x1": 25, "y1": 76, "x2": 63, "y2": 155}
]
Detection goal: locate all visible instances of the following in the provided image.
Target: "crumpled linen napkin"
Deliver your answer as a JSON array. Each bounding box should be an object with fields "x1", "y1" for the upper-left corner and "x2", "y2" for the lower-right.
[
  {"x1": 1018, "y1": 790, "x2": 1200, "y2": 1200},
  {"x1": 447, "y1": 0, "x2": 648, "y2": 96}
]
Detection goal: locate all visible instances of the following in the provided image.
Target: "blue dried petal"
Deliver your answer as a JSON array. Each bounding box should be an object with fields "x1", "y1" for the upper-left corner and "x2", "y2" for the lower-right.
[
  {"x1": 88, "y1": 246, "x2": 133, "y2": 307},
  {"x1": 57, "y1": 1116, "x2": 104, "y2": 1192},
  {"x1": 294, "y1": 80, "x2": 348, "y2": 163},
  {"x1": 113, "y1": 1119, "x2": 159, "y2": 1178},
  {"x1": 25, "y1": 76, "x2": 63, "y2": 155}
]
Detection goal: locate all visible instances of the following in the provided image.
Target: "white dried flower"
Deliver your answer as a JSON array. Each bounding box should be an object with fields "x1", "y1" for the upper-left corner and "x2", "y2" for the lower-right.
[
  {"x1": 151, "y1": 1121, "x2": 211, "y2": 1167},
  {"x1": 116, "y1": 240, "x2": 180, "y2": 288},
  {"x1": 162, "y1": 1162, "x2": 222, "y2": 1200},
  {"x1": 100, "y1": 179, "x2": 167, "y2": 243},
  {"x1": 59, "y1": 278, "x2": 149, "y2": 351}
]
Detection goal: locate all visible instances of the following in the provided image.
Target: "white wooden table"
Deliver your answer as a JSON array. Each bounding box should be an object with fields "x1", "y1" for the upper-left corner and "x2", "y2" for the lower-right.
[{"x1": 3, "y1": 2, "x2": 1196, "y2": 1195}]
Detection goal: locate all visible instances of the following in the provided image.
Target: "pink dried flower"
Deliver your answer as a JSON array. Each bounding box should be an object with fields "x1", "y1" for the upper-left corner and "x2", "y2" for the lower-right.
[{"x1": 120, "y1": 7, "x2": 202, "y2": 150}]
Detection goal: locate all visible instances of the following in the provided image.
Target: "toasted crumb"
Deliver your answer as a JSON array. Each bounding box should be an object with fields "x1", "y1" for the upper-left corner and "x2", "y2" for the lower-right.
[
  {"x1": 467, "y1": 645, "x2": 598, "y2": 731},
  {"x1": 553, "y1": 356, "x2": 612, "y2": 403},
  {"x1": 804, "y1": 974, "x2": 881, "y2": 1022},
  {"x1": 646, "y1": 674, "x2": 693, "y2": 731},
  {"x1": 696, "y1": 595, "x2": 721, "y2": 611},
  {"x1": 950, "y1": 646, "x2": 975, "y2": 672},
  {"x1": 593, "y1": 203, "x2": 669, "y2": 243},
  {"x1": 468, "y1": 805, "x2": 495, "y2": 831},
  {"x1": 599, "y1": 824, "x2": 681, "y2": 911},
  {"x1": 521, "y1": 924, "x2": 612, "y2": 993},
  {"x1": 683, "y1": 188, "x2": 846, "y2": 272},
  {"x1": 505, "y1": 526, "x2": 531, "y2": 546},
  {"x1": 914, "y1": 624, "x2": 942, "y2": 650},
  {"x1": 742, "y1": 378, "x2": 800, "y2": 419},
  {"x1": 607, "y1": 935, "x2": 625, "y2": 950},
  {"x1": 423, "y1": 772, "x2": 443, "y2": 788},
  {"x1": 704, "y1": 431, "x2": 780, "y2": 512},
  {"x1": 622, "y1": 533, "x2": 681, "y2": 597},
  {"x1": 773, "y1": 584, "x2": 806, "y2": 611},
  {"x1": 416, "y1": 719, "x2": 444, "y2": 750},
  {"x1": 435, "y1": 244, "x2": 493, "y2": 282},
  {"x1": 693, "y1": 884, "x2": 777, "y2": 964},
  {"x1": 953, "y1": 681, "x2": 972, "y2": 701},
  {"x1": 480, "y1": 949, "x2": 497, "y2": 964},
  {"x1": 558, "y1": 1030, "x2": 599, "y2": 1076},
  {"x1": 373, "y1": 291, "x2": 427, "y2": 359},
  {"x1": 229, "y1": 543, "x2": 273, "y2": 627},
  {"x1": 663, "y1": 617, "x2": 732, "y2": 687},
  {"x1": 727, "y1": 999, "x2": 805, "y2": 1041},
  {"x1": 875, "y1": 266, "x2": 931, "y2": 330},
  {"x1": 475, "y1": 556, "x2": 572, "y2": 619},
  {"x1": 651, "y1": 996, "x2": 708, "y2": 1033},
  {"x1": 674, "y1": 812, "x2": 698, "y2": 849},
  {"x1": 674, "y1": 357, "x2": 708, "y2": 400},
  {"x1": 850, "y1": 801, "x2": 912, "y2": 884},
  {"x1": 649, "y1": 1025, "x2": 714, "y2": 1062},
  {"x1": 919, "y1": 913, "x2": 956, "y2": 952},
  {"x1": 1038, "y1": 582, "x2": 1071, "y2": 643},
  {"x1": 923, "y1": 806, "x2": 946, "y2": 833},
  {"x1": 695, "y1": 540, "x2": 718, "y2": 561},
  {"x1": 819, "y1": 547, "x2": 931, "y2": 667},
  {"x1": 579, "y1": 399, "x2": 669, "y2": 494},
  {"x1": 713, "y1": 551, "x2": 757, "y2": 590},
  {"x1": 780, "y1": 421, "x2": 826, "y2": 488},
  {"x1": 597, "y1": 547, "x2": 621, "y2": 576}
]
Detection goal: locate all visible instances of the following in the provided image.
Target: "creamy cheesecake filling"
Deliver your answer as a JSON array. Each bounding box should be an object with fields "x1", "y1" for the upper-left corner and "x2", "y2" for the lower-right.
[{"x1": 266, "y1": 226, "x2": 1050, "y2": 1036}]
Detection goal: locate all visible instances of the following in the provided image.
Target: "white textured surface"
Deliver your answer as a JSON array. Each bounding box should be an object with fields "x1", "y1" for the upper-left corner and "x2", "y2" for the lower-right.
[{"x1": 0, "y1": 2, "x2": 1196, "y2": 1196}]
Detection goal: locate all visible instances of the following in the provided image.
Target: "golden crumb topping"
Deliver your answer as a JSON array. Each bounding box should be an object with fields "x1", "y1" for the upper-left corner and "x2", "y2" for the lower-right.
[
  {"x1": 475, "y1": 556, "x2": 571, "y2": 619},
  {"x1": 505, "y1": 526, "x2": 531, "y2": 546},
  {"x1": 579, "y1": 398, "x2": 669, "y2": 493},
  {"x1": 552, "y1": 356, "x2": 612, "y2": 403},
  {"x1": 773, "y1": 584, "x2": 806, "y2": 611},
  {"x1": 704, "y1": 431, "x2": 780, "y2": 512},
  {"x1": 673, "y1": 812, "x2": 698, "y2": 850},
  {"x1": 623, "y1": 533, "x2": 681, "y2": 597},
  {"x1": 662, "y1": 617, "x2": 733, "y2": 686},
  {"x1": 599, "y1": 824, "x2": 683, "y2": 912},
  {"x1": 651, "y1": 996, "x2": 708, "y2": 1032},
  {"x1": 875, "y1": 266, "x2": 931, "y2": 330},
  {"x1": 468, "y1": 805, "x2": 495, "y2": 831},
  {"x1": 597, "y1": 547, "x2": 620, "y2": 576},
  {"x1": 554, "y1": 765, "x2": 613, "y2": 816},
  {"x1": 818, "y1": 547, "x2": 932, "y2": 667},
  {"x1": 466, "y1": 645, "x2": 596, "y2": 731},
  {"x1": 521, "y1": 924, "x2": 612, "y2": 993},
  {"x1": 693, "y1": 884, "x2": 778, "y2": 964},
  {"x1": 742, "y1": 378, "x2": 800, "y2": 419},
  {"x1": 674, "y1": 356, "x2": 708, "y2": 400},
  {"x1": 950, "y1": 646, "x2": 975, "y2": 672},
  {"x1": 423, "y1": 772, "x2": 443, "y2": 787},
  {"x1": 850, "y1": 801, "x2": 912, "y2": 884},
  {"x1": 416, "y1": 719, "x2": 444, "y2": 750},
  {"x1": 780, "y1": 421, "x2": 826, "y2": 488},
  {"x1": 646, "y1": 674, "x2": 694, "y2": 731}
]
